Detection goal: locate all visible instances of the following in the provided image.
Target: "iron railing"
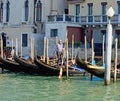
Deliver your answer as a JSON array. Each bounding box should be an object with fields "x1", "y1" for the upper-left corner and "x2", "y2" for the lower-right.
[{"x1": 46, "y1": 14, "x2": 120, "y2": 26}]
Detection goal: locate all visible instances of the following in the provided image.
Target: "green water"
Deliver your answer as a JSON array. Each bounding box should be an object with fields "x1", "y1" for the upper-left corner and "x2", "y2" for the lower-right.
[{"x1": 0, "y1": 73, "x2": 120, "y2": 101}]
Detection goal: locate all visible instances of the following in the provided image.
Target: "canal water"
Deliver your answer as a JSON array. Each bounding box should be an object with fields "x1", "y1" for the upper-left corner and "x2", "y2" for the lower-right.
[{"x1": 0, "y1": 73, "x2": 120, "y2": 101}]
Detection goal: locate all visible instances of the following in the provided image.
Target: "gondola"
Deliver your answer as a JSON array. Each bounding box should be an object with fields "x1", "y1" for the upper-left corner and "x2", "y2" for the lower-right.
[
  {"x1": 76, "y1": 52, "x2": 120, "y2": 78},
  {"x1": 0, "y1": 56, "x2": 22, "y2": 73},
  {"x1": 14, "y1": 54, "x2": 83, "y2": 76},
  {"x1": 34, "y1": 56, "x2": 83, "y2": 76},
  {"x1": 14, "y1": 54, "x2": 41, "y2": 74}
]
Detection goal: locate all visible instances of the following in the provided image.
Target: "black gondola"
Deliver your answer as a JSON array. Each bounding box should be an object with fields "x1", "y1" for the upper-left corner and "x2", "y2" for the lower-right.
[
  {"x1": 0, "y1": 56, "x2": 22, "y2": 73},
  {"x1": 14, "y1": 54, "x2": 41, "y2": 74},
  {"x1": 76, "y1": 52, "x2": 120, "y2": 78},
  {"x1": 34, "y1": 56, "x2": 83, "y2": 76},
  {"x1": 14, "y1": 54, "x2": 83, "y2": 76},
  {"x1": 34, "y1": 56, "x2": 66, "y2": 76},
  {"x1": 14, "y1": 54, "x2": 65, "y2": 75}
]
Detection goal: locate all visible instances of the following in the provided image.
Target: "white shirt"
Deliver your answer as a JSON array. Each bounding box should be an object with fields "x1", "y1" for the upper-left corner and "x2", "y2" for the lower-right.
[
  {"x1": 11, "y1": 49, "x2": 15, "y2": 57},
  {"x1": 56, "y1": 43, "x2": 63, "y2": 53}
]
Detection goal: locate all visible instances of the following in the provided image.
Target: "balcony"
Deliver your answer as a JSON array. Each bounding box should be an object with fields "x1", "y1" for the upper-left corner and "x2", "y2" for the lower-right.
[
  {"x1": 68, "y1": 0, "x2": 85, "y2": 3},
  {"x1": 46, "y1": 14, "x2": 120, "y2": 26}
]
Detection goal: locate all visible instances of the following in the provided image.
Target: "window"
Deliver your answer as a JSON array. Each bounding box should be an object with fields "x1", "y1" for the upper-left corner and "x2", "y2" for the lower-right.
[
  {"x1": 22, "y1": 34, "x2": 28, "y2": 47},
  {"x1": 1, "y1": 32, "x2": 6, "y2": 47},
  {"x1": 36, "y1": 0, "x2": 42, "y2": 21},
  {"x1": 116, "y1": 31, "x2": 120, "y2": 48},
  {"x1": 115, "y1": 30, "x2": 120, "y2": 48},
  {"x1": 117, "y1": 1, "x2": 120, "y2": 14},
  {"x1": 101, "y1": 2, "x2": 107, "y2": 22},
  {"x1": 75, "y1": 4, "x2": 80, "y2": 22},
  {"x1": 117, "y1": 34, "x2": 120, "y2": 48},
  {"x1": 88, "y1": 3, "x2": 93, "y2": 22},
  {"x1": 0, "y1": 2, "x2": 3, "y2": 22},
  {"x1": 6, "y1": 1, "x2": 10, "y2": 22},
  {"x1": 25, "y1": 0, "x2": 29, "y2": 21},
  {"x1": 50, "y1": 29, "x2": 58, "y2": 37}
]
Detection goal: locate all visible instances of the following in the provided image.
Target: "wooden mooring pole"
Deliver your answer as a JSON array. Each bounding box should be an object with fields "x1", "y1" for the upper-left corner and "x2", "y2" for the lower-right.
[
  {"x1": 0, "y1": 36, "x2": 3, "y2": 73},
  {"x1": 20, "y1": 36, "x2": 22, "y2": 58},
  {"x1": 91, "y1": 38, "x2": 94, "y2": 81},
  {"x1": 104, "y1": 18, "x2": 113, "y2": 85},
  {"x1": 66, "y1": 38, "x2": 69, "y2": 79},
  {"x1": 15, "y1": 38, "x2": 18, "y2": 56},
  {"x1": 105, "y1": 6, "x2": 115, "y2": 85},
  {"x1": 30, "y1": 38, "x2": 32, "y2": 59},
  {"x1": 84, "y1": 35, "x2": 87, "y2": 62},
  {"x1": 1, "y1": 36, "x2": 3, "y2": 58},
  {"x1": 43, "y1": 37, "x2": 46, "y2": 62},
  {"x1": 91, "y1": 38, "x2": 94, "y2": 64},
  {"x1": 12, "y1": 38, "x2": 13, "y2": 52},
  {"x1": 46, "y1": 38, "x2": 49, "y2": 64},
  {"x1": 30, "y1": 38, "x2": 34, "y2": 62},
  {"x1": 113, "y1": 38, "x2": 118, "y2": 82},
  {"x1": 71, "y1": 34, "x2": 74, "y2": 61},
  {"x1": 102, "y1": 34, "x2": 105, "y2": 65}
]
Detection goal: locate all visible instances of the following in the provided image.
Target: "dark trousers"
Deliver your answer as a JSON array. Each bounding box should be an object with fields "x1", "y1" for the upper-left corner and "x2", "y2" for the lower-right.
[{"x1": 56, "y1": 52, "x2": 63, "y2": 66}]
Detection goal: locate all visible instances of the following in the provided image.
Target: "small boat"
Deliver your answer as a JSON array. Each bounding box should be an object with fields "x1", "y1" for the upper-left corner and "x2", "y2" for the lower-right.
[
  {"x1": 14, "y1": 54, "x2": 41, "y2": 74},
  {"x1": 0, "y1": 56, "x2": 22, "y2": 73},
  {"x1": 14, "y1": 54, "x2": 83, "y2": 76},
  {"x1": 76, "y1": 52, "x2": 120, "y2": 78},
  {"x1": 34, "y1": 56, "x2": 65, "y2": 76},
  {"x1": 34, "y1": 56, "x2": 83, "y2": 76}
]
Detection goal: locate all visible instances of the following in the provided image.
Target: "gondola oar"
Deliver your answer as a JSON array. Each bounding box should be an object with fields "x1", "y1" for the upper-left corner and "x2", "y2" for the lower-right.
[{"x1": 59, "y1": 54, "x2": 64, "y2": 79}]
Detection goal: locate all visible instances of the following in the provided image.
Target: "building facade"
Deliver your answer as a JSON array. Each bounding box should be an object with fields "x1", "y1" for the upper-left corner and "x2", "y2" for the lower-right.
[
  {"x1": 45, "y1": 0, "x2": 120, "y2": 58},
  {"x1": 1, "y1": 0, "x2": 120, "y2": 58},
  {"x1": 0, "y1": 0, "x2": 67, "y2": 56}
]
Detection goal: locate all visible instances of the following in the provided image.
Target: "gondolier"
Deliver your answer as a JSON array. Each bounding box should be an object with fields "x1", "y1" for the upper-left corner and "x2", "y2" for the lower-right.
[{"x1": 56, "y1": 40, "x2": 64, "y2": 67}]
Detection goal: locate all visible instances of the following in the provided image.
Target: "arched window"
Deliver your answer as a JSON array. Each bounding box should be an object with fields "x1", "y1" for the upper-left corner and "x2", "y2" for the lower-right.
[
  {"x1": 36, "y1": 0, "x2": 42, "y2": 21},
  {"x1": 0, "y1": 2, "x2": 3, "y2": 22},
  {"x1": 25, "y1": 0, "x2": 29, "y2": 21},
  {"x1": 6, "y1": 1, "x2": 10, "y2": 22}
]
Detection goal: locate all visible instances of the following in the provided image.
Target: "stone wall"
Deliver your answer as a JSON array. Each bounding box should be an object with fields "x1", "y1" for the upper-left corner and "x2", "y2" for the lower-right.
[{"x1": 47, "y1": 37, "x2": 57, "y2": 58}]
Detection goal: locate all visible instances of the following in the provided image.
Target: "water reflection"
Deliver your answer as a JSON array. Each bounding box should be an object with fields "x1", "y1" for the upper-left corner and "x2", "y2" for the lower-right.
[
  {"x1": 0, "y1": 73, "x2": 120, "y2": 101},
  {"x1": 103, "y1": 86, "x2": 113, "y2": 101},
  {"x1": 103, "y1": 82, "x2": 120, "y2": 101}
]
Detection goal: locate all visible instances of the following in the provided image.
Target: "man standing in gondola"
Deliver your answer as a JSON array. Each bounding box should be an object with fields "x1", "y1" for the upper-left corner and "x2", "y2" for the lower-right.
[{"x1": 56, "y1": 39, "x2": 64, "y2": 68}]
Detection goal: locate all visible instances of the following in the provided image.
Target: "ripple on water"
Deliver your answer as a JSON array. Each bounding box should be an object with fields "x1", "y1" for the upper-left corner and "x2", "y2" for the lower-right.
[{"x1": 0, "y1": 73, "x2": 120, "y2": 101}]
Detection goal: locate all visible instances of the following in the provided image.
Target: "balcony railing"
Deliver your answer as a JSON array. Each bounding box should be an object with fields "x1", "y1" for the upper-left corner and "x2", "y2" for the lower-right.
[
  {"x1": 68, "y1": 0, "x2": 85, "y2": 3},
  {"x1": 46, "y1": 14, "x2": 120, "y2": 26}
]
